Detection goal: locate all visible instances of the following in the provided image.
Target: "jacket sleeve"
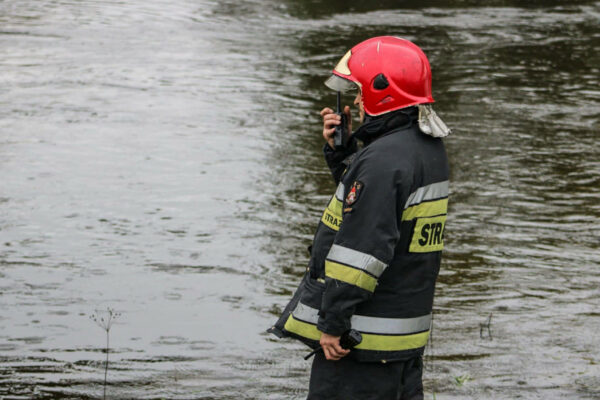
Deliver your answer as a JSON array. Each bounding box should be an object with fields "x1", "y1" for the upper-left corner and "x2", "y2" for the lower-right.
[
  {"x1": 323, "y1": 139, "x2": 358, "y2": 185},
  {"x1": 317, "y1": 152, "x2": 402, "y2": 336}
]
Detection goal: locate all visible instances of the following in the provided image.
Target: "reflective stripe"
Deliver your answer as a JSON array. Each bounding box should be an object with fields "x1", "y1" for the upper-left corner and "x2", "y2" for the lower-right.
[
  {"x1": 402, "y1": 198, "x2": 448, "y2": 221},
  {"x1": 292, "y1": 303, "x2": 431, "y2": 335},
  {"x1": 328, "y1": 196, "x2": 343, "y2": 216},
  {"x1": 321, "y1": 208, "x2": 342, "y2": 231},
  {"x1": 409, "y1": 215, "x2": 446, "y2": 253},
  {"x1": 333, "y1": 50, "x2": 352, "y2": 76},
  {"x1": 351, "y1": 314, "x2": 431, "y2": 335},
  {"x1": 335, "y1": 182, "x2": 345, "y2": 201},
  {"x1": 404, "y1": 181, "x2": 449, "y2": 251},
  {"x1": 327, "y1": 244, "x2": 387, "y2": 278},
  {"x1": 321, "y1": 196, "x2": 343, "y2": 231},
  {"x1": 283, "y1": 315, "x2": 321, "y2": 340},
  {"x1": 404, "y1": 180, "x2": 449, "y2": 209},
  {"x1": 292, "y1": 302, "x2": 319, "y2": 324},
  {"x1": 326, "y1": 260, "x2": 378, "y2": 292},
  {"x1": 356, "y1": 330, "x2": 430, "y2": 351},
  {"x1": 286, "y1": 302, "x2": 431, "y2": 351}
]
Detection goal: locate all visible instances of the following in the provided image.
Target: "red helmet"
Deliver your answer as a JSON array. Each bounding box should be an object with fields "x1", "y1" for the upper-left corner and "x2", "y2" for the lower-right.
[{"x1": 325, "y1": 36, "x2": 434, "y2": 116}]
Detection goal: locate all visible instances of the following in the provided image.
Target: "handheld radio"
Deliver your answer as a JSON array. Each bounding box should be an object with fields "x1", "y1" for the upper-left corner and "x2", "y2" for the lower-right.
[
  {"x1": 303, "y1": 329, "x2": 362, "y2": 360},
  {"x1": 334, "y1": 91, "x2": 349, "y2": 150}
]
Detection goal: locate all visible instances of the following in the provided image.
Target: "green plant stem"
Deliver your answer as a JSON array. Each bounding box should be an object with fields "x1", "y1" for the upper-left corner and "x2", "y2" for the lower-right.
[{"x1": 104, "y1": 330, "x2": 109, "y2": 400}]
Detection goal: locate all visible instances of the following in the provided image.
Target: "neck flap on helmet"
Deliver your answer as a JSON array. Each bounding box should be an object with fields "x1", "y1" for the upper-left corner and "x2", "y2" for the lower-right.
[{"x1": 417, "y1": 104, "x2": 452, "y2": 138}]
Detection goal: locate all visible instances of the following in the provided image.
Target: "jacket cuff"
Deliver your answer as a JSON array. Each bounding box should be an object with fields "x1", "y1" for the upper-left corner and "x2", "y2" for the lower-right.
[
  {"x1": 317, "y1": 312, "x2": 350, "y2": 337},
  {"x1": 323, "y1": 141, "x2": 358, "y2": 184},
  {"x1": 323, "y1": 140, "x2": 357, "y2": 169}
]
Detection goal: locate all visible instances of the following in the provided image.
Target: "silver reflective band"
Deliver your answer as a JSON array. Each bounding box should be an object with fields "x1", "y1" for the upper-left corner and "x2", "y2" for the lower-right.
[
  {"x1": 404, "y1": 180, "x2": 449, "y2": 209},
  {"x1": 324, "y1": 74, "x2": 357, "y2": 93},
  {"x1": 292, "y1": 302, "x2": 319, "y2": 324},
  {"x1": 351, "y1": 313, "x2": 432, "y2": 335},
  {"x1": 327, "y1": 244, "x2": 387, "y2": 277},
  {"x1": 291, "y1": 302, "x2": 431, "y2": 335},
  {"x1": 335, "y1": 183, "x2": 345, "y2": 201}
]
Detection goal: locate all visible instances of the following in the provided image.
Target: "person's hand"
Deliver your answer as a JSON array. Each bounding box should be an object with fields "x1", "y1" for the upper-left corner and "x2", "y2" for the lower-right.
[
  {"x1": 320, "y1": 106, "x2": 352, "y2": 149},
  {"x1": 320, "y1": 332, "x2": 350, "y2": 361}
]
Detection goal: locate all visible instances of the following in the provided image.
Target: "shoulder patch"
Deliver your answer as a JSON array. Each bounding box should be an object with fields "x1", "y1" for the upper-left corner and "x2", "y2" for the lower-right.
[{"x1": 345, "y1": 181, "x2": 363, "y2": 206}]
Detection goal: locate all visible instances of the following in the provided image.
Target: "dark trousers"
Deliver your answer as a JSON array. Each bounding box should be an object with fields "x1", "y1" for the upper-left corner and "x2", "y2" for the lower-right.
[{"x1": 307, "y1": 352, "x2": 423, "y2": 400}]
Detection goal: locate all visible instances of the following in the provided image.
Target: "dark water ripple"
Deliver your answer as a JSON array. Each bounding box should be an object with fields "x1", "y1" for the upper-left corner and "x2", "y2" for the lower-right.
[{"x1": 1, "y1": 0, "x2": 599, "y2": 399}]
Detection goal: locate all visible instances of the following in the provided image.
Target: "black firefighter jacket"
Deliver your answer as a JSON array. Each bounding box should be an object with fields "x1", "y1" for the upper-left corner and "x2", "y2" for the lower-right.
[{"x1": 269, "y1": 107, "x2": 449, "y2": 363}]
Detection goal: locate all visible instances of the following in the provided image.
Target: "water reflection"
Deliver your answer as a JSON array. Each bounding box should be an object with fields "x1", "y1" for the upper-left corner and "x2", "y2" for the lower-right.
[{"x1": 0, "y1": 0, "x2": 599, "y2": 398}]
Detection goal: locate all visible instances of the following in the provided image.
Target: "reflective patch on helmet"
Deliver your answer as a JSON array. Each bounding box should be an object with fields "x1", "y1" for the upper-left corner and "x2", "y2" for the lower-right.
[{"x1": 333, "y1": 50, "x2": 352, "y2": 76}]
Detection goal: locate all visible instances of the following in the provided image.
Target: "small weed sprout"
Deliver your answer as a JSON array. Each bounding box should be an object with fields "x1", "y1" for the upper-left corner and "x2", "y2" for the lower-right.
[
  {"x1": 480, "y1": 312, "x2": 493, "y2": 340},
  {"x1": 454, "y1": 373, "x2": 471, "y2": 387},
  {"x1": 90, "y1": 307, "x2": 121, "y2": 400}
]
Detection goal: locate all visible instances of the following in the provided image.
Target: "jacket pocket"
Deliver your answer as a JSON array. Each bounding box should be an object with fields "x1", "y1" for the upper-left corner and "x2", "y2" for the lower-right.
[{"x1": 300, "y1": 277, "x2": 326, "y2": 310}]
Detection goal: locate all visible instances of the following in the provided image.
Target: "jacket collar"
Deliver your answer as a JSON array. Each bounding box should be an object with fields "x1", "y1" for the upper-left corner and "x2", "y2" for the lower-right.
[{"x1": 352, "y1": 106, "x2": 418, "y2": 146}]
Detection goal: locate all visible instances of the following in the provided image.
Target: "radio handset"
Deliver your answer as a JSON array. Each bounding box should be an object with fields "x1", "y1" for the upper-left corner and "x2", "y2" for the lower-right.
[{"x1": 334, "y1": 91, "x2": 349, "y2": 150}]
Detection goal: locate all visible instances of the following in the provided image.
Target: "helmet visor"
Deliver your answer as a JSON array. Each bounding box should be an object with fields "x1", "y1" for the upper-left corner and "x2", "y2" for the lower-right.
[{"x1": 324, "y1": 74, "x2": 358, "y2": 93}]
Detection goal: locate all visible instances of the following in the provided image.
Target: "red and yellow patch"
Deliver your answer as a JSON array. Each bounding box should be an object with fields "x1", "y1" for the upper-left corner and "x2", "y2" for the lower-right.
[{"x1": 345, "y1": 181, "x2": 363, "y2": 206}]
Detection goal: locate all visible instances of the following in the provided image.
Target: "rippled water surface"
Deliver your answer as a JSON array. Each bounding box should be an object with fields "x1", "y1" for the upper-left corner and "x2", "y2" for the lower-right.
[{"x1": 1, "y1": 0, "x2": 599, "y2": 399}]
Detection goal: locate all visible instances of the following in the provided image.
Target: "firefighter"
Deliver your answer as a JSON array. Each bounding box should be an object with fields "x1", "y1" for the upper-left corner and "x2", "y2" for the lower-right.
[{"x1": 268, "y1": 36, "x2": 451, "y2": 400}]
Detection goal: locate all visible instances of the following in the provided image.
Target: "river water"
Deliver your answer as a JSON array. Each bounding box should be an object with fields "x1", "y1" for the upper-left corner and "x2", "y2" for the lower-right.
[{"x1": 0, "y1": 1, "x2": 599, "y2": 399}]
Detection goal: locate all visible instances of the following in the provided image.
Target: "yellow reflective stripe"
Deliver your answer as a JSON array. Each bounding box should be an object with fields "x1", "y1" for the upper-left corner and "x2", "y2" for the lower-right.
[
  {"x1": 402, "y1": 198, "x2": 448, "y2": 221},
  {"x1": 409, "y1": 215, "x2": 446, "y2": 253},
  {"x1": 321, "y1": 208, "x2": 342, "y2": 231},
  {"x1": 283, "y1": 313, "x2": 429, "y2": 352},
  {"x1": 321, "y1": 196, "x2": 343, "y2": 231},
  {"x1": 355, "y1": 330, "x2": 430, "y2": 351},
  {"x1": 325, "y1": 260, "x2": 377, "y2": 292},
  {"x1": 328, "y1": 196, "x2": 343, "y2": 216},
  {"x1": 283, "y1": 314, "x2": 321, "y2": 341},
  {"x1": 327, "y1": 244, "x2": 387, "y2": 278}
]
